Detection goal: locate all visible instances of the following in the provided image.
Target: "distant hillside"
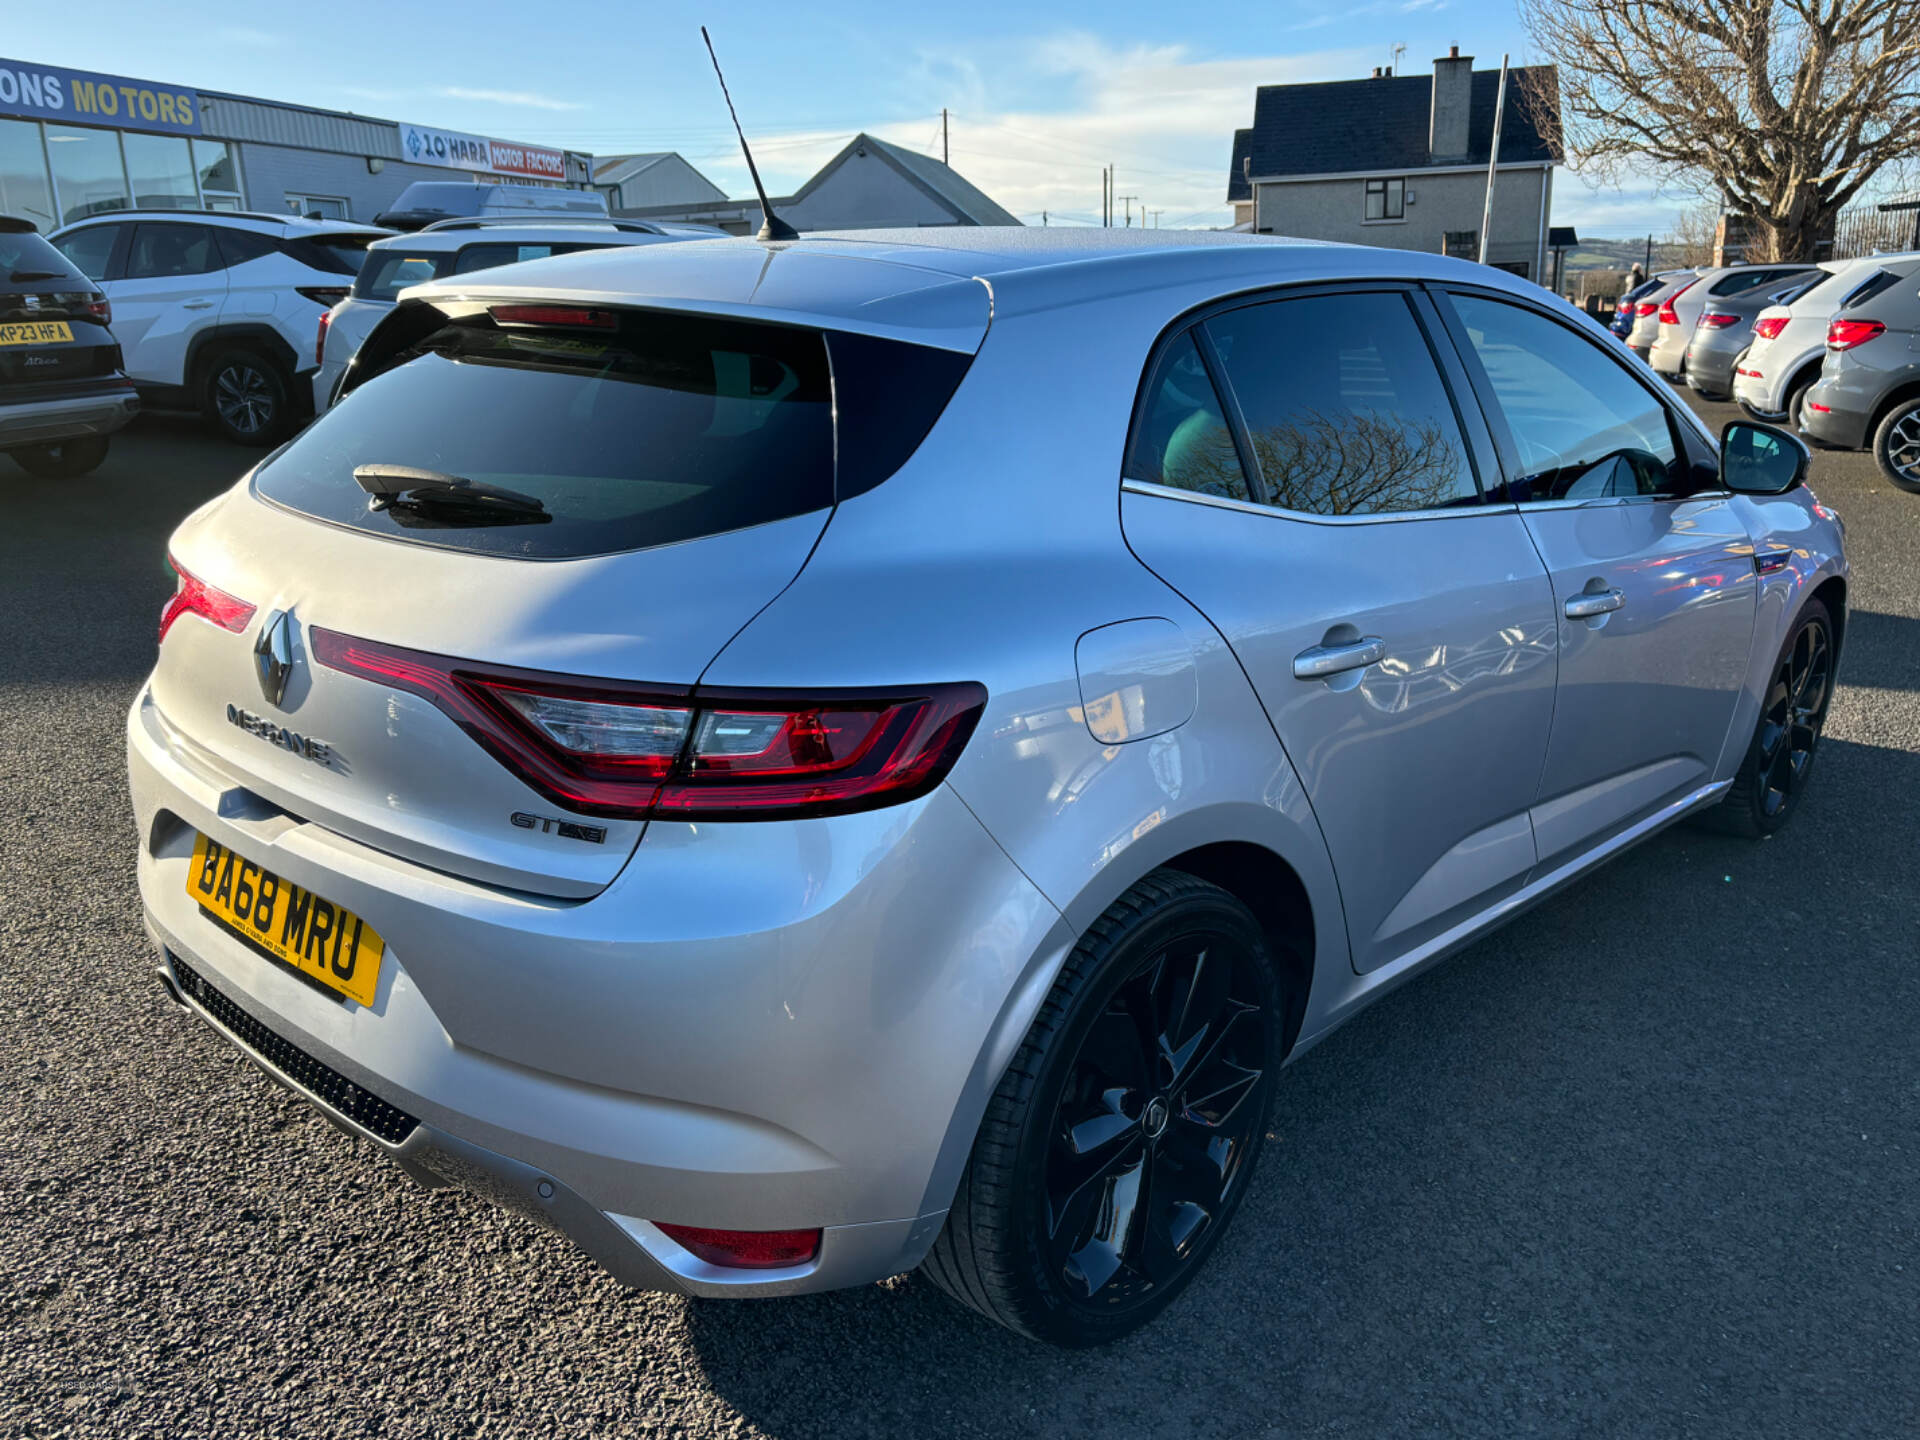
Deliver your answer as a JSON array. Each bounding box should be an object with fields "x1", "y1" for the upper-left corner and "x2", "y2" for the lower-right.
[{"x1": 1560, "y1": 237, "x2": 1695, "y2": 274}]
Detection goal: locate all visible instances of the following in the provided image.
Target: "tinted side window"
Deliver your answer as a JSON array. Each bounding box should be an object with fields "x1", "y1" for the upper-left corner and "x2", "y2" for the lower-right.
[
  {"x1": 53, "y1": 224, "x2": 123, "y2": 280},
  {"x1": 1123, "y1": 331, "x2": 1250, "y2": 502},
  {"x1": 127, "y1": 223, "x2": 218, "y2": 278},
  {"x1": 1451, "y1": 294, "x2": 1679, "y2": 501},
  {"x1": 215, "y1": 228, "x2": 279, "y2": 268},
  {"x1": 1206, "y1": 292, "x2": 1480, "y2": 515}
]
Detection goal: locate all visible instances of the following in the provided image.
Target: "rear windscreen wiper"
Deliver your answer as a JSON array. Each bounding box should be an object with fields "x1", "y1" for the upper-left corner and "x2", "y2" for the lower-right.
[{"x1": 352, "y1": 463, "x2": 551, "y2": 524}]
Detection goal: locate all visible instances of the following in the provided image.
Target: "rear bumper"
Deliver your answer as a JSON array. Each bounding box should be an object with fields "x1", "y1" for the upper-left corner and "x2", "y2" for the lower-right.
[
  {"x1": 1684, "y1": 340, "x2": 1741, "y2": 396},
  {"x1": 1801, "y1": 376, "x2": 1875, "y2": 449},
  {"x1": 128, "y1": 683, "x2": 1068, "y2": 1296},
  {"x1": 0, "y1": 384, "x2": 138, "y2": 446}
]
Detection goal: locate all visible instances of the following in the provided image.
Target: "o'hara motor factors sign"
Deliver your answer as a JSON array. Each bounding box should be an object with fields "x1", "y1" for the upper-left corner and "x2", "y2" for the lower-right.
[
  {"x1": 400, "y1": 123, "x2": 566, "y2": 180},
  {"x1": 0, "y1": 58, "x2": 201, "y2": 134}
]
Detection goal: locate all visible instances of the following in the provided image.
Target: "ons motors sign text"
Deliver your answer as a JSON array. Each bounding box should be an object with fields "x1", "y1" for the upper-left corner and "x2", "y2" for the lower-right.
[{"x1": 0, "y1": 58, "x2": 201, "y2": 135}]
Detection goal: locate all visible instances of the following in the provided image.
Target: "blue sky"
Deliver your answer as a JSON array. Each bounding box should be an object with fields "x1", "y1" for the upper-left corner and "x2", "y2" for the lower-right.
[{"x1": 8, "y1": 0, "x2": 1691, "y2": 234}]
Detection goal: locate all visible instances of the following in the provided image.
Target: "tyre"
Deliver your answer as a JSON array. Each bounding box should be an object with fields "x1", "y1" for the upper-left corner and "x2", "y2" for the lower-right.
[
  {"x1": 7, "y1": 435, "x2": 109, "y2": 478},
  {"x1": 204, "y1": 347, "x2": 291, "y2": 446},
  {"x1": 1738, "y1": 400, "x2": 1785, "y2": 423},
  {"x1": 1698, "y1": 598, "x2": 1835, "y2": 838},
  {"x1": 1783, "y1": 373, "x2": 1818, "y2": 434},
  {"x1": 1871, "y1": 397, "x2": 1920, "y2": 494},
  {"x1": 922, "y1": 870, "x2": 1285, "y2": 1346}
]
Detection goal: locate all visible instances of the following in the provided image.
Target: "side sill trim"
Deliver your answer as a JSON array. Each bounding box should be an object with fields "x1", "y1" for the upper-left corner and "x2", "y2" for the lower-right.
[{"x1": 1290, "y1": 777, "x2": 1732, "y2": 1056}]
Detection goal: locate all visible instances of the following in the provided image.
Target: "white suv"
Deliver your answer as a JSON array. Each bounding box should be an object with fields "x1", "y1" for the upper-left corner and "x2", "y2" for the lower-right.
[
  {"x1": 313, "y1": 218, "x2": 718, "y2": 412},
  {"x1": 49, "y1": 211, "x2": 388, "y2": 445}
]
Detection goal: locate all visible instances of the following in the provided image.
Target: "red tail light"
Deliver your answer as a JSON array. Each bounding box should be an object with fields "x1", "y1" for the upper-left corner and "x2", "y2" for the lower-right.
[
  {"x1": 1698, "y1": 311, "x2": 1740, "y2": 329},
  {"x1": 1753, "y1": 315, "x2": 1789, "y2": 340},
  {"x1": 84, "y1": 292, "x2": 111, "y2": 325},
  {"x1": 1827, "y1": 318, "x2": 1886, "y2": 350},
  {"x1": 311, "y1": 629, "x2": 987, "y2": 820},
  {"x1": 654, "y1": 1223, "x2": 820, "y2": 1269},
  {"x1": 1657, "y1": 278, "x2": 1699, "y2": 326},
  {"x1": 489, "y1": 304, "x2": 616, "y2": 329},
  {"x1": 158, "y1": 555, "x2": 256, "y2": 645},
  {"x1": 315, "y1": 307, "x2": 332, "y2": 367},
  {"x1": 1635, "y1": 302, "x2": 1659, "y2": 316}
]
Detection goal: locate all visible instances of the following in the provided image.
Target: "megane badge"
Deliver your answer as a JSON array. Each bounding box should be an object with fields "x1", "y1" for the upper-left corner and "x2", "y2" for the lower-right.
[{"x1": 253, "y1": 610, "x2": 295, "y2": 708}]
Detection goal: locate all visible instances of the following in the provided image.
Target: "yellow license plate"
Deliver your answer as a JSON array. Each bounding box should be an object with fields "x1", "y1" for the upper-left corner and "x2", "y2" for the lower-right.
[
  {"x1": 186, "y1": 833, "x2": 385, "y2": 1006},
  {"x1": 0, "y1": 320, "x2": 74, "y2": 346}
]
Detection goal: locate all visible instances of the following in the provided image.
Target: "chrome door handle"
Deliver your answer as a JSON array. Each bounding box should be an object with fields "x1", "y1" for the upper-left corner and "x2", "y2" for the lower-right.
[
  {"x1": 1564, "y1": 588, "x2": 1625, "y2": 619},
  {"x1": 1293, "y1": 636, "x2": 1386, "y2": 680}
]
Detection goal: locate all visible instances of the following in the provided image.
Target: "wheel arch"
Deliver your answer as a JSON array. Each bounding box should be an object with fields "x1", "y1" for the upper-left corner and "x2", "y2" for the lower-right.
[
  {"x1": 1809, "y1": 572, "x2": 1848, "y2": 662},
  {"x1": 1866, "y1": 378, "x2": 1920, "y2": 441},
  {"x1": 184, "y1": 325, "x2": 303, "y2": 409}
]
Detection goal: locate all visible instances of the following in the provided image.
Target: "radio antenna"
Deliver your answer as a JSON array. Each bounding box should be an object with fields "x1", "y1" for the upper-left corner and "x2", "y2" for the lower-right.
[{"x1": 701, "y1": 27, "x2": 798, "y2": 242}]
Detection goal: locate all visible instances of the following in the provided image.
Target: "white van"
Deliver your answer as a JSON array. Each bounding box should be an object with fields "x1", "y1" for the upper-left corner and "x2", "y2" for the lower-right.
[{"x1": 373, "y1": 182, "x2": 609, "y2": 232}]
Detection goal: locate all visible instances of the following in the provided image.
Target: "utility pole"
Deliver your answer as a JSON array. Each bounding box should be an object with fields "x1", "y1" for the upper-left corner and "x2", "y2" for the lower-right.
[
  {"x1": 941, "y1": 108, "x2": 948, "y2": 166},
  {"x1": 1149, "y1": 208, "x2": 1163, "y2": 228},
  {"x1": 1042, "y1": 210, "x2": 1048, "y2": 227},
  {"x1": 1119, "y1": 194, "x2": 1140, "y2": 227},
  {"x1": 1644, "y1": 233, "x2": 1653, "y2": 269},
  {"x1": 1477, "y1": 52, "x2": 1509, "y2": 266}
]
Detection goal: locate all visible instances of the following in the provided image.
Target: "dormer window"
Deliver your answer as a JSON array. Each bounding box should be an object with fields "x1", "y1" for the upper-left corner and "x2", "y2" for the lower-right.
[{"x1": 1365, "y1": 177, "x2": 1405, "y2": 222}]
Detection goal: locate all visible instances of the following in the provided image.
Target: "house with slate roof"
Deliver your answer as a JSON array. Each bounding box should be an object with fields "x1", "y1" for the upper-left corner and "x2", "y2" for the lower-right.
[
  {"x1": 1229, "y1": 48, "x2": 1562, "y2": 281},
  {"x1": 614, "y1": 132, "x2": 1020, "y2": 234}
]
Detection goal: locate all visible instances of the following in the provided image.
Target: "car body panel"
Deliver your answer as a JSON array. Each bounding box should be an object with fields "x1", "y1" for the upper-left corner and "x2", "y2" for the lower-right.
[{"x1": 126, "y1": 230, "x2": 1852, "y2": 1297}]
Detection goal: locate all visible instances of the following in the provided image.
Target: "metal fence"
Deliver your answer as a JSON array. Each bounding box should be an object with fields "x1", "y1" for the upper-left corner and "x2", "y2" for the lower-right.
[{"x1": 1830, "y1": 204, "x2": 1920, "y2": 260}]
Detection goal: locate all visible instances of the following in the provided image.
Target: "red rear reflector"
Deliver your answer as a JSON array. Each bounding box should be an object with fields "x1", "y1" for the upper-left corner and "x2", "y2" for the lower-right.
[
  {"x1": 1753, "y1": 316, "x2": 1789, "y2": 340},
  {"x1": 1826, "y1": 318, "x2": 1885, "y2": 350},
  {"x1": 489, "y1": 304, "x2": 617, "y2": 329},
  {"x1": 1698, "y1": 311, "x2": 1740, "y2": 329},
  {"x1": 158, "y1": 556, "x2": 256, "y2": 645},
  {"x1": 654, "y1": 1223, "x2": 821, "y2": 1269},
  {"x1": 310, "y1": 628, "x2": 987, "y2": 821},
  {"x1": 1735, "y1": 366, "x2": 1762, "y2": 378},
  {"x1": 1807, "y1": 401, "x2": 1831, "y2": 413},
  {"x1": 315, "y1": 307, "x2": 331, "y2": 367}
]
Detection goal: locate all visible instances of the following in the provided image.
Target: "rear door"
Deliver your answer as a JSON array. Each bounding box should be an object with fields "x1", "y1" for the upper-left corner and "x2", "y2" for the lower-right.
[
  {"x1": 112, "y1": 222, "x2": 228, "y2": 385},
  {"x1": 1434, "y1": 288, "x2": 1758, "y2": 868},
  {"x1": 1120, "y1": 285, "x2": 1558, "y2": 974}
]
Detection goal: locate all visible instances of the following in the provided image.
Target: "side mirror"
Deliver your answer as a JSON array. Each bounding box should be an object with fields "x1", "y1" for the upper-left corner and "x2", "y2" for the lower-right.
[{"x1": 1720, "y1": 420, "x2": 1810, "y2": 495}]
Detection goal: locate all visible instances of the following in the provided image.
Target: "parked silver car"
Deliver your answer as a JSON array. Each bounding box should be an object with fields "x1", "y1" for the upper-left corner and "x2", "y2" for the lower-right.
[
  {"x1": 130, "y1": 231, "x2": 1848, "y2": 1346},
  {"x1": 1684, "y1": 268, "x2": 1832, "y2": 401},
  {"x1": 1625, "y1": 269, "x2": 1696, "y2": 357},
  {"x1": 1801, "y1": 262, "x2": 1920, "y2": 491},
  {"x1": 1649, "y1": 263, "x2": 1823, "y2": 380}
]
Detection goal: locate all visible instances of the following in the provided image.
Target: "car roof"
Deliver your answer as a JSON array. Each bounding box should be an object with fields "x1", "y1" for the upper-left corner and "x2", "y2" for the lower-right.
[
  {"x1": 365, "y1": 221, "x2": 687, "y2": 253},
  {"x1": 402, "y1": 228, "x2": 1555, "y2": 349},
  {"x1": 52, "y1": 210, "x2": 388, "y2": 239}
]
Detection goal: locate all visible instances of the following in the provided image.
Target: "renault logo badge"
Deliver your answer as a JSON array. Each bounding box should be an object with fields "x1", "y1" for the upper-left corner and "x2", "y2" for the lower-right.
[{"x1": 253, "y1": 610, "x2": 295, "y2": 708}]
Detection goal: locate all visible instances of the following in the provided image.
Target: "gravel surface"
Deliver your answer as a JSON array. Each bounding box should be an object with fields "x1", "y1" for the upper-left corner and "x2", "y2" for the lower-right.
[{"x1": 3, "y1": 402, "x2": 1916, "y2": 1438}]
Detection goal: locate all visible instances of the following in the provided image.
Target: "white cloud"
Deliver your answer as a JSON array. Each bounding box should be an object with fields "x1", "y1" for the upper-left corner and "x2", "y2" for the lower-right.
[
  {"x1": 435, "y1": 86, "x2": 585, "y2": 113},
  {"x1": 215, "y1": 26, "x2": 287, "y2": 48}
]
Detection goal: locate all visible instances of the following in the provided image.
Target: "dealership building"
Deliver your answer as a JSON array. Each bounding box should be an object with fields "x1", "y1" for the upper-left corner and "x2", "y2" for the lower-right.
[{"x1": 0, "y1": 56, "x2": 602, "y2": 231}]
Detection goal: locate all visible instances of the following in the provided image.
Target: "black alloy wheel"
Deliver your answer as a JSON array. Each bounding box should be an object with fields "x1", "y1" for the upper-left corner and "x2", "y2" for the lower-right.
[
  {"x1": 923, "y1": 871, "x2": 1285, "y2": 1346},
  {"x1": 1872, "y1": 398, "x2": 1920, "y2": 494},
  {"x1": 1700, "y1": 598, "x2": 1835, "y2": 837},
  {"x1": 206, "y1": 348, "x2": 290, "y2": 446},
  {"x1": 1041, "y1": 935, "x2": 1270, "y2": 1306}
]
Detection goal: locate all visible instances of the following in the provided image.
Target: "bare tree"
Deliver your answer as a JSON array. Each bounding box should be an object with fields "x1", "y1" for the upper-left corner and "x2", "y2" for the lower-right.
[
  {"x1": 1519, "y1": 0, "x2": 1920, "y2": 261},
  {"x1": 1665, "y1": 198, "x2": 1723, "y2": 266}
]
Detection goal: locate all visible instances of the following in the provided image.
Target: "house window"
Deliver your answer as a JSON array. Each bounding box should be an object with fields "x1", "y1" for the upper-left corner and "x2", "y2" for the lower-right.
[
  {"x1": 285, "y1": 193, "x2": 350, "y2": 220},
  {"x1": 1364, "y1": 177, "x2": 1405, "y2": 222}
]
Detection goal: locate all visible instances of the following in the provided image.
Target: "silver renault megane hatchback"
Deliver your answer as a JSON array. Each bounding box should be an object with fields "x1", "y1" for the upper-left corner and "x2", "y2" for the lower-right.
[{"x1": 131, "y1": 229, "x2": 1848, "y2": 1346}]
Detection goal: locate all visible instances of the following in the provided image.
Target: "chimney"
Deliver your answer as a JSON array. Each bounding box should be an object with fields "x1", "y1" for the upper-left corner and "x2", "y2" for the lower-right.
[{"x1": 1430, "y1": 44, "x2": 1473, "y2": 160}]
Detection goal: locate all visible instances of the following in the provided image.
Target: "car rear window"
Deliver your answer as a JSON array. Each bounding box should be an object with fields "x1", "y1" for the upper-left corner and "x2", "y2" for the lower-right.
[
  {"x1": 253, "y1": 306, "x2": 970, "y2": 558},
  {"x1": 354, "y1": 251, "x2": 453, "y2": 302},
  {"x1": 0, "y1": 228, "x2": 85, "y2": 281},
  {"x1": 288, "y1": 233, "x2": 378, "y2": 276}
]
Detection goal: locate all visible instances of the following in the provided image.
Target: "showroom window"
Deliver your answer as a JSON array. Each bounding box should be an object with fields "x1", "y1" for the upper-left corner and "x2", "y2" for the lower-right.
[
  {"x1": 194, "y1": 139, "x2": 243, "y2": 209},
  {"x1": 124, "y1": 132, "x2": 199, "y2": 210},
  {"x1": 46, "y1": 124, "x2": 131, "y2": 225},
  {"x1": 0, "y1": 117, "x2": 57, "y2": 231}
]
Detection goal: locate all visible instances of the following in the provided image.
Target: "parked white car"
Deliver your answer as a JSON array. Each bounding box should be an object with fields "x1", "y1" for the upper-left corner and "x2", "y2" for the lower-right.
[
  {"x1": 1733, "y1": 251, "x2": 1920, "y2": 425},
  {"x1": 1646, "y1": 263, "x2": 1822, "y2": 381},
  {"x1": 313, "y1": 219, "x2": 720, "y2": 413},
  {"x1": 50, "y1": 211, "x2": 388, "y2": 445}
]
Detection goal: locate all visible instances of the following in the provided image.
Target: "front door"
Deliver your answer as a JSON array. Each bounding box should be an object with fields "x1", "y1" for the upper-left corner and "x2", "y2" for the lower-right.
[
  {"x1": 1437, "y1": 290, "x2": 1758, "y2": 868},
  {"x1": 1120, "y1": 287, "x2": 1559, "y2": 974}
]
